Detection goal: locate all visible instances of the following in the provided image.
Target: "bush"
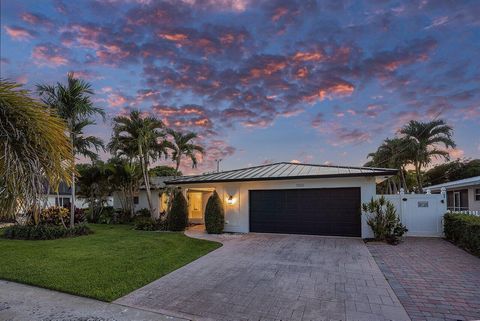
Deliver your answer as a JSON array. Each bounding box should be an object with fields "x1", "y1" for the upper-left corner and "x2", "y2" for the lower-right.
[
  {"x1": 133, "y1": 216, "x2": 167, "y2": 231},
  {"x1": 65, "y1": 208, "x2": 87, "y2": 226},
  {"x1": 167, "y1": 191, "x2": 188, "y2": 231},
  {"x1": 95, "y1": 206, "x2": 116, "y2": 224},
  {"x1": 3, "y1": 223, "x2": 91, "y2": 240},
  {"x1": 39, "y1": 206, "x2": 69, "y2": 226},
  {"x1": 204, "y1": 191, "x2": 225, "y2": 234},
  {"x1": 444, "y1": 213, "x2": 480, "y2": 256},
  {"x1": 362, "y1": 197, "x2": 407, "y2": 245},
  {"x1": 135, "y1": 208, "x2": 151, "y2": 218}
]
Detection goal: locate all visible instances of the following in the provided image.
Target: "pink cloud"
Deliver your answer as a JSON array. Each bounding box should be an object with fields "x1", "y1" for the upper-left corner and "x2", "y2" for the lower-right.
[
  {"x1": 31, "y1": 44, "x2": 69, "y2": 66},
  {"x1": 4, "y1": 26, "x2": 35, "y2": 41}
]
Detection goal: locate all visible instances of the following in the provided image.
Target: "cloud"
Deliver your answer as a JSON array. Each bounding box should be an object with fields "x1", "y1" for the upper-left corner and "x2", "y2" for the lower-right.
[
  {"x1": 449, "y1": 148, "x2": 464, "y2": 159},
  {"x1": 21, "y1": 12, "x2": 54, "y2": 30},
  {"x1": 4, "y1": 26, "x2": 36, "y2": 41},
  {"x1": 31, "y1": 43, "x2": 69, "y2": 66}
]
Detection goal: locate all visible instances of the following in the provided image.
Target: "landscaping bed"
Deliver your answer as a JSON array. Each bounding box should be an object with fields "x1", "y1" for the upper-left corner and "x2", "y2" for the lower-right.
[{"x1": 0, "y1": 224, "x2": 221, "y2": 301}]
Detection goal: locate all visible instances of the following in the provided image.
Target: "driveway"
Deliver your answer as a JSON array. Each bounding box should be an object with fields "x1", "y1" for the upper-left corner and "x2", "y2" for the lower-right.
[
  {"x1": 368, "y1": 238, "x2": 480, "y2": 321},
  {"x1": 116, "y1": 232, "x2": 409, "y2": 321}
]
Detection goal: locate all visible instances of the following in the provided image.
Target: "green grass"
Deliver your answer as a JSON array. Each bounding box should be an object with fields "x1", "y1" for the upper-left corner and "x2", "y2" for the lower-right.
[{"x1": 0, "y1": 224, "x2": 221, "y2": 301}]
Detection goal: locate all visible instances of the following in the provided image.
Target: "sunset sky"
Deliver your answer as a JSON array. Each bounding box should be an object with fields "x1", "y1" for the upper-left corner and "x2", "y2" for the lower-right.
[{"x1": 1, "y1": 0, "x2": 479, "y2": 174}]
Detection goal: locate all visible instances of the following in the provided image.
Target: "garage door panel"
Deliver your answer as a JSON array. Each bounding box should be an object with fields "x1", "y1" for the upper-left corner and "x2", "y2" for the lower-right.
[{"x1": 249, "y1": 188, "x2": 361, "y2": 237}]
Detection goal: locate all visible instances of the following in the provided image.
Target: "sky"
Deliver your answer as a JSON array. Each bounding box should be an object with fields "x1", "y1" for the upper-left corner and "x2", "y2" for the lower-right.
[{"x1": 1, "y1": 0, "x2": 479, "y2": 174}]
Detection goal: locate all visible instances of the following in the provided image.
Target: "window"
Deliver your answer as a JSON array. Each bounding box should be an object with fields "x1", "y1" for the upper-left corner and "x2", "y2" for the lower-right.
[
  {"x1": 55, "y1": 197, "x2": 71, "y2": 208},
  {"x1": 476, "y1": 188, "x2": 480, "y2": 201},
  {"x1": 133, "y1": 196, "x2": 139, "y2": 205}
]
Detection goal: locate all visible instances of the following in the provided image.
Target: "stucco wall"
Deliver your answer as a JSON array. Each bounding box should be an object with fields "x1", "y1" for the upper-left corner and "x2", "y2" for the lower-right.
[
  {"x1": 179, "y1": 176, "x2": 377, "y2": 238},
  {"x1": 113, "y1": 190, "x2": 162, "y2": 218}
]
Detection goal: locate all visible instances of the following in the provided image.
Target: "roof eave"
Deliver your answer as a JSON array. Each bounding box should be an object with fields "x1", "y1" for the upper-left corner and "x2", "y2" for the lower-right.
[{"x1": 165, "y1": 171, "x2": 397, "y2": 185}]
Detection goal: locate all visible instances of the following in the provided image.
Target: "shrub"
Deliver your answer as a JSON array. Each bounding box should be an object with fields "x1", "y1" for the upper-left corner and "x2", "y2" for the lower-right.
[
  {"x1": 133, "y1": 216, "x2": 167, "y2": 231},
  {"x1": 64, "y1": 208, "x2": 87, "y2": 226},
  {"x1": 167, "y1": 191, "x2": 188, "y2": 231},
  {"x1": 204, "y1": 191, "x2": 225, "y2": 234},
  {"x1": 3, "y1": 223, "x2": 91, "y2": 240},
  {"x1": 135, "y1": 208, "x2": 151, "y2": 218},
  {"x1": 444, "y1": 212, "x2": 480, "y2": 256},
  {"x1": 95, "y1": 206, "x2": 116, "y2": 224},
  {"x1": 362, "y1": 196, "x2": 407, "y2": 245},
  {"x1": 39, "y1": 206, "x2": 69, "y2": 226}
]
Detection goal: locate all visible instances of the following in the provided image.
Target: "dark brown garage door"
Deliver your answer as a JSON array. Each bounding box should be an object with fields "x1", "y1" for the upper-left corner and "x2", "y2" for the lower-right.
[{"x1": 249, "y1": 188, "x2": 361, "y2": 237}]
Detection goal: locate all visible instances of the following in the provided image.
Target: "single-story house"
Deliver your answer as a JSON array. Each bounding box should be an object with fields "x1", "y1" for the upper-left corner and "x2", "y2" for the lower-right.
[
  {"x1": 112, "y1": 176, "x2": 173, "y2": 217},
  {"x1": 165, "y1": 162, "x2": 397, "y2": 238},
  {"x1": 44, "y1": 182, "x2": 113, "y2": 209},
  {"x1": 427, "y1": 176, "x2": 480, "y2": 211}
]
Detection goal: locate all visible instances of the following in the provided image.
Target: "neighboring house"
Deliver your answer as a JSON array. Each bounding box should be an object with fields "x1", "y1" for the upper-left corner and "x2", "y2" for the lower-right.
[
  {"x1": 44, "y1": 182, "x2": 113, "y2": 209},
  {"x1": 427, "y1": 176, "x2": 480, "y2": 211},
  {"x1": 166, "y1": 162, "x2": 396, "y2": 238},
  {"x1": 112, "y1": 176, "x2": 173, "y2": 218}
]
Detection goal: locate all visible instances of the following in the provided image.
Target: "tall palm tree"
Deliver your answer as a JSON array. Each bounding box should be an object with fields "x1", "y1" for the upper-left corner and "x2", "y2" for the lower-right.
[
  {"x1": 400, "y1": 119, "x2": 455, "y2": 191},
  {"x1": 0, "y1": 80, "x2": 73, "y2": 221},
  {"x1": 107, "y1": 157, "x2": 141, "y2": 218},
  {"x1": 37, "y1": 72, "x2": 105, "y2": 227},
  {"x1": 109, "y1": 110, "x2": 169, "y2": 218},
  {"x1": 167, "y1": 129, "x2": 204, "y2": 174}
]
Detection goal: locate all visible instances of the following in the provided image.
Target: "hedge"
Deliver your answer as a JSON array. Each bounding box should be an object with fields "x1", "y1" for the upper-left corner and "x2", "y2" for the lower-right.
[
  {"x1": 444, "y1": 212, "x2": 480, "y2": 256},
  {"x1": 167, "y1": 191, "x2": 188, "y2": 231},
  {"x1": 2, "y1": 223, "x2": 92, "y2": 240},
  {"x1": 204, "y1": 191, "x2": 225, "y2": 234}
]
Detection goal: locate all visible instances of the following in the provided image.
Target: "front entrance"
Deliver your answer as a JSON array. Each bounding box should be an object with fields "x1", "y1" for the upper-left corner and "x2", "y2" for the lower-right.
[{"x1": 187, "y1": 189, "x2": 214, "y2": 224}]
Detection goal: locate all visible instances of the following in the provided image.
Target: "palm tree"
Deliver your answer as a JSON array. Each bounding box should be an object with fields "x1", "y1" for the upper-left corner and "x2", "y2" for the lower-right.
[
  {"x1": 37, "y1": 72, "x2": 105, "y2": 227},
  {"x1": 0, "y1": 80, "x2": 74, "y2": 221},
  {"x1": 109, "y1": 110, "x2": 169, "y2": 218},
  {"x1": 107, "y1": 157, "x2": 141, "y2": 218},
  {"x1": 167, "y1": 129, "x2": 204, "y2": 174},
  {"x1": 400, "y1": 119, "x2": 455, "y2": 191}
]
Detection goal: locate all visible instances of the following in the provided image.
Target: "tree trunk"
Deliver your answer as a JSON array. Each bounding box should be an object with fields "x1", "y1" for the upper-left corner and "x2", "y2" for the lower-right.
[
  {"x1": 175, "y1": 157, "x2": 181, "y2": 176},
  {"x1": 139, "y1": 145, "x2": 154, "y2": 219},
  {"x1": 400, "y1": 167, "x2": 408, "y2": 193},
  {"x1": 414, "y1": 161, "x2": 422, "y2": 193},
  {"x1": 70, "y1": 167, "x2": 76, "y2": 228}
]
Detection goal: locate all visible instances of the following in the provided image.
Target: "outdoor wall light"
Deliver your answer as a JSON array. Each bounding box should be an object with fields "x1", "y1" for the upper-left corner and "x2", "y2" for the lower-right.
[{"x1": 227, "y1": 194, "x2": 235, "y2": 205}]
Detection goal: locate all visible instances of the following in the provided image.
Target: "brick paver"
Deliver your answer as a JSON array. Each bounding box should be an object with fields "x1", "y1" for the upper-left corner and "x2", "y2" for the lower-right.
[
  {"x1": 367, "y1": 238, "x2": 480, "y2": 321},
  {"x1": 117, "y1": 231, "x2": 410, "y2": 321}
]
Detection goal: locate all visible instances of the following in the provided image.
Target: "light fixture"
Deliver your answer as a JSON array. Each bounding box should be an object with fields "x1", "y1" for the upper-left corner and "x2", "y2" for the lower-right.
[{"x1": 227, "y1": 194, "x2": 234, "y2": 205}]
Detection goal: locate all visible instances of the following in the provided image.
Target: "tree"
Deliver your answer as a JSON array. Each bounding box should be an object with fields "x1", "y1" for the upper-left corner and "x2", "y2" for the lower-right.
[
  {"x1": 0, "y1": 80, "x2": 73, "y2": 221},
  {"x1": 366, "y1": 138, "x2": 412, "y2": 193},
  {"x1": 109, "y1": 110, "x2": 169, "y2": 218},
  {"x1": 166, "y1": 129, "x2": 204, "y2": 174},
  {"x1": 149, "y1": 165, "x2": 182, "y2": 177},
  {"x1": 400, "y1": 120, "x2": 455, "y2": 191},
  {"x1": 167, "y1": 190, "x2": 188, "y2": 231},
  {"x1": 37, "y1": 72, "x2": 105, "y2": 227},
  {"x1": 424, "y1": 159, "x2": 480, "y2": 186},
  {"x1": 76, "y1": 161, "x2": 114, "y2": 222},
  {"x1": 204, "y1": 191, "x2": 225, "y2": 234},
  {"x1": 107, "y1": 157, "x2": 141, "y2": 218}
]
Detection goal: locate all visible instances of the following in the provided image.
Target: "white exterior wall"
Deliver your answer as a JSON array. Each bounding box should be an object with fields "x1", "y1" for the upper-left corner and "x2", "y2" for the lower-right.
[
  {"x1": 46, "y1": 196, "x2": 113, "y2": 209},
  {"x1": 468, "y1": 186, "x2": 480, "y2": 211},
  {"x1": 113, "y1": 190, "x2": 164, "y2": 218},
  {"x1": 179, "y1": 176, "x2": 377, "y2": 238}
]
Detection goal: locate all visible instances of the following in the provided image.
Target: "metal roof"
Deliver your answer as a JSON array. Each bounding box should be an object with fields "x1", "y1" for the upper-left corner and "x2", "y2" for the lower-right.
[
  {"x1": 165, "y1": 162, "x2": 397, "y2": 185},
  {"x1": 427, "y1": 175, "x2": 480, "y2": 191},
  {"x1": 140, "y1": 176, "x2": 175, "y2": 190}
]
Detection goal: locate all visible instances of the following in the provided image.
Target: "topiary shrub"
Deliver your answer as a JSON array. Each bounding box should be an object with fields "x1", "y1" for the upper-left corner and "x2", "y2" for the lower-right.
[
  {"x1": 167, "y1": 191, "x2": 188, "y2": 231},
  {"x1": 362, "y1": 196, "x2": 407, "y2": 244},
  {"x1": 444, "y1": 212, "x2": 480, "y2": 257},
  {"x1": 204, "y1": 191, "x2": 225, "y2": 234}
]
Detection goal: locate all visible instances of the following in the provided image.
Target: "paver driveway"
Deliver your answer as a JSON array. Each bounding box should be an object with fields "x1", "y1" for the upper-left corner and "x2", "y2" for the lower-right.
[
  {"x1": 368, "y1": 238, "x2": 480, "y2": 321},
  {"x1": 116, "y1": 232, "x2": 409, "y2": 321}
]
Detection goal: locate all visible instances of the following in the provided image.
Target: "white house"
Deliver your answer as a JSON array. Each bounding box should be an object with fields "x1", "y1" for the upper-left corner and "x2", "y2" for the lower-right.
[
  {"x1": 44, "y1": 182, "x2": 113, "y2": 209},
  {"x1": 112, "y1": 176, "x2": 172, "y2": 218},
  {"x1": 165, "y1": 162, "x2": 396, "y2": 238},
  {"x1": 427, "y1": 176, "x2": 480, "y2": 211}
]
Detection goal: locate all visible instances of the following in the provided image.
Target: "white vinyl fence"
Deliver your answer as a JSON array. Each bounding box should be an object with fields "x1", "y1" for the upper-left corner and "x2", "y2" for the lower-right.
[
  {"x1": 446, "y1": 209, "x2": 480, "y2": 216},
  {"x1": 381, "y1": 189, "x2": 447, "y2": 237}
]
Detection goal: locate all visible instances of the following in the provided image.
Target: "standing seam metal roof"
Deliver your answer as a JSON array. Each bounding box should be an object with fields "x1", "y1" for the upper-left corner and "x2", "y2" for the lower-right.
[{"x1": 165, "y1": 162, "x2": 397, "y2": 185}]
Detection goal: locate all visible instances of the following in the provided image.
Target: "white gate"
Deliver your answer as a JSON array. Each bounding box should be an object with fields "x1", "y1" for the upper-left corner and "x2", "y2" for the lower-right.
[{"x1": 381, "y1": 190, "x2": 447, "y2": 237}]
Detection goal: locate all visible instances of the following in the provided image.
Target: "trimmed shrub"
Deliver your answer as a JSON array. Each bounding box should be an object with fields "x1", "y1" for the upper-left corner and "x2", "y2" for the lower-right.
[
  {"x1": 204, "y1": 191, "x2": 225, "y2": 234},
  {"x1": 444, "y1": 212, "x2": 480, "y2": 256},
  {"x1": 362, "y1": 196, "x2": 407, "y2": 244},
  {"x1": 135, "y1": 208, "x2": 151, "y2": 218},
  {"x1": 39, "y1": 206, "x2": 69, "y2": 226},
  {"x1": 3, "y1": 223, "x2": 91, "y2": 240},
  {"x1": 167, "y1": 191, "x2": 188, "y2": 231}
]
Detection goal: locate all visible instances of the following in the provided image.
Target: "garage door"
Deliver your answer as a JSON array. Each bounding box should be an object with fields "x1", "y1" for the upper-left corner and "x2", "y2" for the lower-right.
[{"x1": 249, "y1": 188, "x2": 361, "y2": 237}]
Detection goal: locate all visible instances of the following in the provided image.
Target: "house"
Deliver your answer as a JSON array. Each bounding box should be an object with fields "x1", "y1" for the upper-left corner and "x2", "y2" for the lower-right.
[
  {"x1": 45, "y1": 182, "x2": 113, "y2": 209},
  {"x1": 112, "y1": 176, "x2": 173, "y2": 218},
  {"x1": 427, "y1": 176, "x2": 480, "y2": 211},
  {"x1": 165, "y1": 162, "x2": 397, "y2": 238}
]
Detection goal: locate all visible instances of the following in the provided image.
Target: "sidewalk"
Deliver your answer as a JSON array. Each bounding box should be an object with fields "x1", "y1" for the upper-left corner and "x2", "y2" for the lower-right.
[{"x1": 0, "y1": 280, "x2": 187, "y2": 321}]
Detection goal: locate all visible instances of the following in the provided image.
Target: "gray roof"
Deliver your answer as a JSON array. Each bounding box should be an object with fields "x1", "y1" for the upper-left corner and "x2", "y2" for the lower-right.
[
  {"x1": 427, "y1": 175, "x2": 480, "y2": 191},
  {"x1": 165, "y1": 162, "x2": 397, "y2": 185}
]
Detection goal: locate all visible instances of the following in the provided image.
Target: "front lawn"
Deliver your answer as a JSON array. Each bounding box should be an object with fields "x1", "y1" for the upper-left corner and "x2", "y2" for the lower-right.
[{"x1": 0, "y1": 224, "x2": 220, "y2": 301}]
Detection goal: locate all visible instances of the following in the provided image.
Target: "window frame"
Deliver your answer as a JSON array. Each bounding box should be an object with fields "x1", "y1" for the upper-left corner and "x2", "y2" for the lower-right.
[{"x1": 475, "y1": 188, "x2": 480, "y2": 201}]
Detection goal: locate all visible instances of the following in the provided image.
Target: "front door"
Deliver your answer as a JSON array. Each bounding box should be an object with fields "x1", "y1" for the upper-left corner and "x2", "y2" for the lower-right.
[{"x1": 188, "y1": 192, "x2": 203, "y2": 222}]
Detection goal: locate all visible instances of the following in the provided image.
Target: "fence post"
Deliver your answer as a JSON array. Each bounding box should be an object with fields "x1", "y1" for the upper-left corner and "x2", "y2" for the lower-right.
[{"x1": 399, "y1": 188, "x2": 405, "y2": 225}]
